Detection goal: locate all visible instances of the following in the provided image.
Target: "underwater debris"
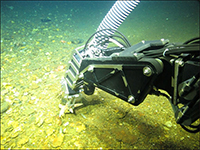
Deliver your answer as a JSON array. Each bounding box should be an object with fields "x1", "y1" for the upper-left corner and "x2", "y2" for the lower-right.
[
  {"x1": 59, "y1": 103, "x2": 83, "y2": 117},
  {"x1": 41, "y1": 18, "x2": 51, "y2": 22},
  {"x1": 6, "y1": 5, "x2": 14, "y2": 10},
  {"x1": 54, "y1": 65, "x2": 66, "y2": 72},
  {"x1": 71, "y1": 39, "x2": 84, "y2": 44}
]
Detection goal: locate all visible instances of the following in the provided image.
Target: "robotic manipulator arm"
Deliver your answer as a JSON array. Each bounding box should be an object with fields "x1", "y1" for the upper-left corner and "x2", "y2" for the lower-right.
[{"x1": 61, "y1": 28, "x2": 200, "y2": 133}]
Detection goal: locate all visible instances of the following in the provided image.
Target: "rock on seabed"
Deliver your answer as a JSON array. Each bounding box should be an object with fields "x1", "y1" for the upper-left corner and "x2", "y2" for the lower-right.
[
  {"x1": 1, "y1": 101, "x2": 10, "y2": 113},
  {"x1": 51, "y1": 133, "x2": 65, "y2": 148}
]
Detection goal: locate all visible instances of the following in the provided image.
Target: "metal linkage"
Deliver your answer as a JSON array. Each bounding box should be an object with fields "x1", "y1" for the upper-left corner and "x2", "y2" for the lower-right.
[{"x1": 172, "y1": 58, "x2": 184, "y2": 105}]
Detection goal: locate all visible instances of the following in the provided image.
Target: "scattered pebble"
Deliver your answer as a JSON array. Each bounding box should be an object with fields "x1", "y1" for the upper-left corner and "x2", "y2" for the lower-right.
[
  {"x1": 45, "y1": 128, "x2": 55, "y2": 136},
  {"x1": 1, "y1": 101, "x2": 10, "y2": 113},
  {"x1": 165, "y1": 121, "x2": 173, "y2": 128},
  {"x1": 17, "y1": 137, "x2": 29, "y2": 147},
  {"x1": 51, "y1": 133, "x2": 64, "y2": 148},
  {"x1": 35, "y1": 117, "x2": 44, "y2": 127},
  {"x1": 63, "y1": 122, "x2": 69, "y2": 126}
]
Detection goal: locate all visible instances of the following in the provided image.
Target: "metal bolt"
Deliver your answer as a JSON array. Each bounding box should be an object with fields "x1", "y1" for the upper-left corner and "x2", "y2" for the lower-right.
[
  {"x1": 177, "y1": 60, "x2": 184, "y2": 67},
  {"x1": 128, "y1": 95, "x2": 135, "y2": 104},
  {"x1": 88, "y1": 66, "x2": 94, "y2": 72},
  {"x1": 143, "y1": 66, "x2": 152, "y2": 77},
  {"x1": 170, "y1": 59, "x2": 175, "y2": 64},
  {"x1": 79, "y1": 73, "x2": 84, "y2": 79}
]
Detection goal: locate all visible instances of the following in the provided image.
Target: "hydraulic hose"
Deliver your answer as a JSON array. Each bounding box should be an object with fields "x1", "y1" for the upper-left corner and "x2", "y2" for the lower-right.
[{"x1": 94, "y1": 0, "x2": 140, "y2": 48}]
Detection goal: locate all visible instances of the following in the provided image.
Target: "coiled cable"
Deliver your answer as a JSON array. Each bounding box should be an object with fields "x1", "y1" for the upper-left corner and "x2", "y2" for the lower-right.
[{"x1": 94, "y1": 0, "x2": 140, "y2": 49}]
